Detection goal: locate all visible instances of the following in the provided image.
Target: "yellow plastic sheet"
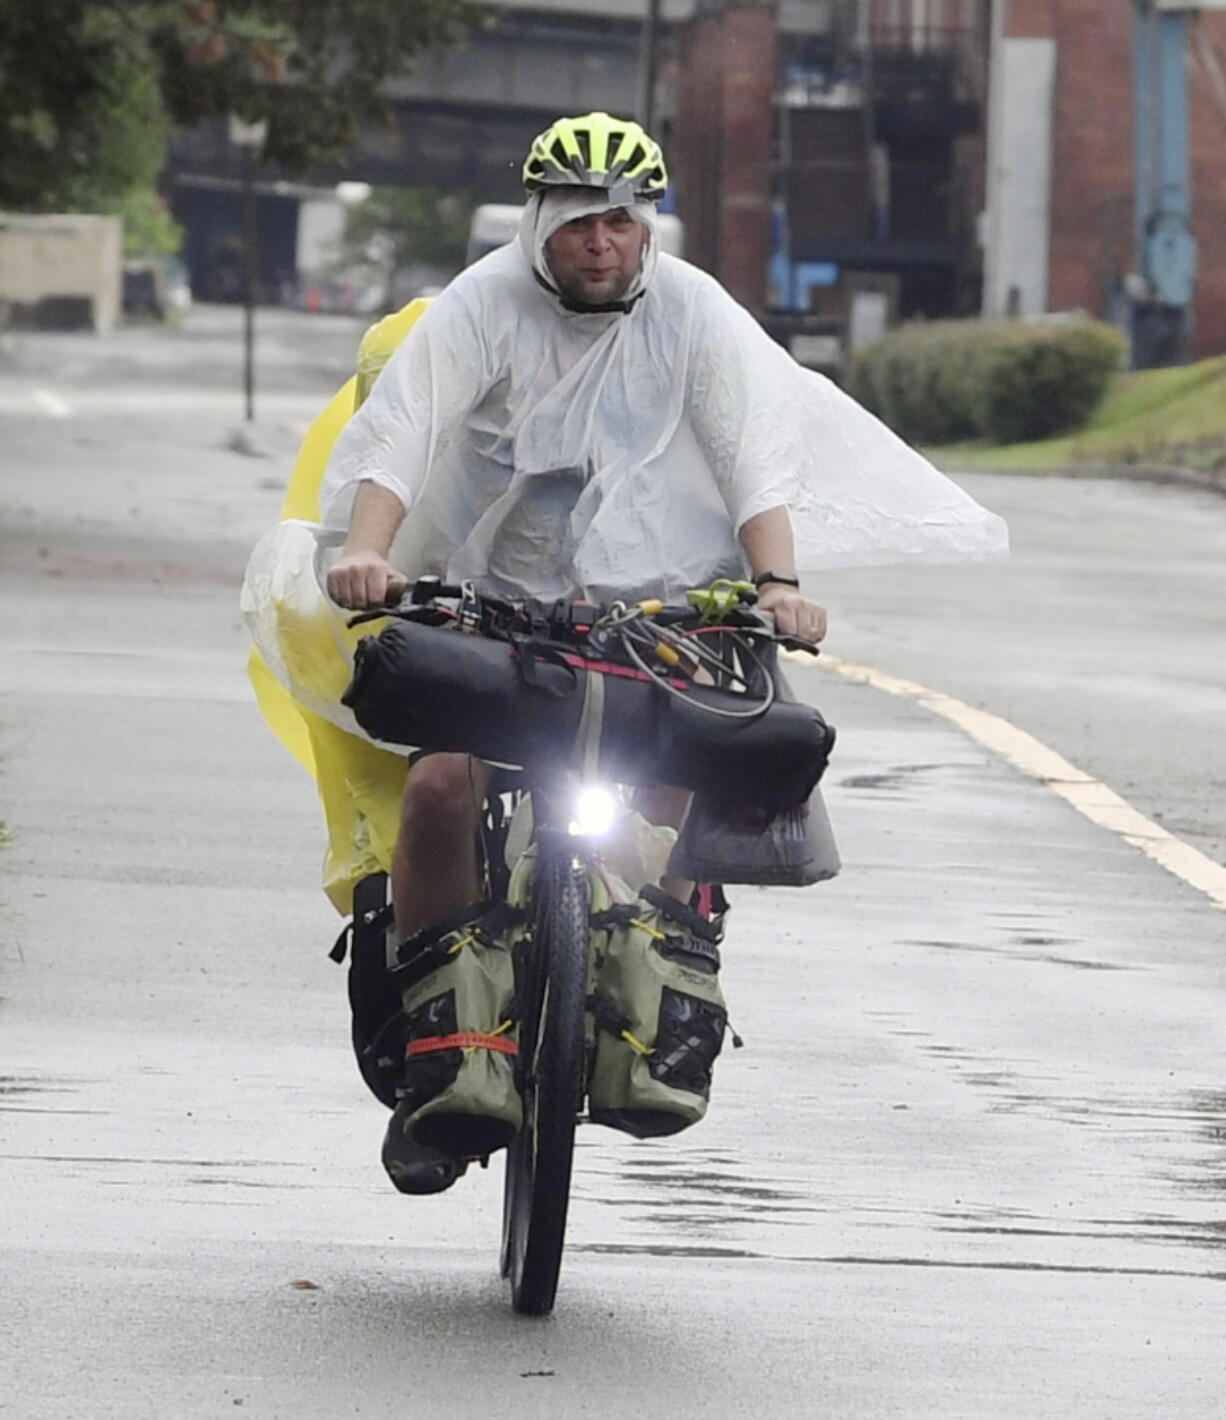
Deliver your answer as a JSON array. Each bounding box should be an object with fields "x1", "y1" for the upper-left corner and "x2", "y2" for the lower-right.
[{"x1": 248, "y1": 298, "x2": 430, "y2": 914}]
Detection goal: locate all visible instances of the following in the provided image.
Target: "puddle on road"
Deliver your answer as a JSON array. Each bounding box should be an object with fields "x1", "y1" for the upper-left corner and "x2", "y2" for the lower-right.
[
  {"x1": 574, "y1": 1048, "x2": 1226, "y2": 1278},
  {"x1": 573, "y1": 1235, "x2": 1226, "y2": 1282},
  {"x1": 2, "y1": 1071, "x2": 312, "y2": 1196},
  {"x1": 575, "y1": 1242, "x2": 759, "y2": 1259},
  {"x1": 836, "y1": 762, "x2": 962, "y2": 798},
  {"x1": 1166, "y1": 1089, "x2": 1226, "y2": 1195},
  {"x1": 902, "y1": 937, "x2": 1138, "y2": 973},
  {"x1": 574, "y1": 1143, "x2": 829, "y2": 1252},
  {"x1": 930, "y1": 1190, "x2": 1226, "y2": 1251},
  {"x1": 0, "y1": 1075, "x2": 85, "y2": 1097},
  {"x1": 0, "y1": 1074, "x2": 104, "y2": 1115},
  {"x1": 612, "y1": 1169, "x2": 812, "y2": 1206}
]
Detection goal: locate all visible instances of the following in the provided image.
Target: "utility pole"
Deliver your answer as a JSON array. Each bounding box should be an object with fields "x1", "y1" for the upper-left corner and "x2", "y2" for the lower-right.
[
  {"x1": 639, "y1": 0, "x2": 662, "y2": 131},
  {"x1": 228, "y1": 115, "x2": 268, "y2": 424}
]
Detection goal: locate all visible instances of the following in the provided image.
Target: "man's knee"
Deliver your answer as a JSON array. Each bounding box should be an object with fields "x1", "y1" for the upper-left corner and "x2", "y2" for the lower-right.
[{"x1": 401, "y1": 754, "x2": 483, "y2": 834}]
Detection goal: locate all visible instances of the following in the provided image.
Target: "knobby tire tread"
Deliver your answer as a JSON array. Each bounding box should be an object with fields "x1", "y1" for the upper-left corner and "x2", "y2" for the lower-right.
[{"x1": 508, "y1": 855, "x2": 589, "y2": 1316}]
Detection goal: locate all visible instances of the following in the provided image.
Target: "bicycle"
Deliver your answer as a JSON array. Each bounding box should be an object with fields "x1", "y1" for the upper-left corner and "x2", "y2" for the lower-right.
[{"x1": 339, "y1": 579, "x2": 832, "y2": 1314}]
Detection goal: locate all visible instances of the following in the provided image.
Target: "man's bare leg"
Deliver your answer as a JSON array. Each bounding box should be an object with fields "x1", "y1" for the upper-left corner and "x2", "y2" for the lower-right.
[
  {"x1": 634, "y1": 783, "x2": 694, "y2": 903},
  {"x1": 393, "y1": 753, "x2": 492, "y2": 940}
]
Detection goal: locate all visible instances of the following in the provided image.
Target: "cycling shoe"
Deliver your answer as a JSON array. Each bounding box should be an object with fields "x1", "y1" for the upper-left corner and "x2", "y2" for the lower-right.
[{"x1": 381, "y1": 1101, "x2": 465, "y2": 1195}]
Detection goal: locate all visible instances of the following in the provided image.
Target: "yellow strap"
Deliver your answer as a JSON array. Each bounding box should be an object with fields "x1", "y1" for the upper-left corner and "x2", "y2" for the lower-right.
[
  {"x1": 463, "y1": 1018, "x2": 516, "y2": 1057},
  {"x1": 620, "y1": 1029, "x2": 654, "y2": 1056},
  {"x1": 629, "y1": 917, "x2": 667, "y2": 941},
  {"x1": 447, "y1": 933, "x2": 477, "y2": 955}
]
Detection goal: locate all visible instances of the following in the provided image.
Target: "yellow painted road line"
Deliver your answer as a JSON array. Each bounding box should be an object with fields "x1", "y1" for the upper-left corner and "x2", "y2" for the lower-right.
[{"x1": 817, "y1": 653, "x2": 1226, "y2": 912}]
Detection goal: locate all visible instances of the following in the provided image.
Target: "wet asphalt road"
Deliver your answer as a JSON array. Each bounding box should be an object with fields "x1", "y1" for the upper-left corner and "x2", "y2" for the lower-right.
[
  {"x1": 1, "y1": 310, "x2": 1224, "y2": 1417},
  {"x1": 814, "y1": 474, "x2": 1226, "y2": 872}
]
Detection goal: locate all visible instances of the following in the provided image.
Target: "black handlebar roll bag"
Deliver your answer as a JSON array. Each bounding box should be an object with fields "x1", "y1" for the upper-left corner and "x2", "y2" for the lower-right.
[{"x1": 341, "y1": 620, "x2": 834, "y2": 812}]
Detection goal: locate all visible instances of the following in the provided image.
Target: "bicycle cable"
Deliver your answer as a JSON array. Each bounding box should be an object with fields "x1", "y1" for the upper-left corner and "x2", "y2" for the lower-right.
[{"x1": 610, "y1": 615, "x2": 777, "y2": 721}]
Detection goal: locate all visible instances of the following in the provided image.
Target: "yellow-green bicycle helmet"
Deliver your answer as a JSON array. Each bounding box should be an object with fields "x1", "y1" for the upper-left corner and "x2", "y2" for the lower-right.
[{"x1": 522, "y1": 112, "x2": 668, "y2": 204}]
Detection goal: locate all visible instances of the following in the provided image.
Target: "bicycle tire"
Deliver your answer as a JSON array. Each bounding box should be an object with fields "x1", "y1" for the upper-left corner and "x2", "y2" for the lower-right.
[{"x1": 502, "y1": 852, "x2": 590, "y2": 1315}]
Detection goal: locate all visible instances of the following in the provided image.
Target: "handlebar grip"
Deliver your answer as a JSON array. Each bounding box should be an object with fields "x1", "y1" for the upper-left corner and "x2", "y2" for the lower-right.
[
  {"x1": 410, "y1": 576, "x2": 465, "y2": 604},
  {"x1": 778, "y1": 634, "x2": 821, "y2": 657}
]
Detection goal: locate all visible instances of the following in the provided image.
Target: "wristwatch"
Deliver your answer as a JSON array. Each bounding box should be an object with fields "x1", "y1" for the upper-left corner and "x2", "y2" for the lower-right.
[{"x1": 751, "y1": 570, "x2": 800, "y2": 589}]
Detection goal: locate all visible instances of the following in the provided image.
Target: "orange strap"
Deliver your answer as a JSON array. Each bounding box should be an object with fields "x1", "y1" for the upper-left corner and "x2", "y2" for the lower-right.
[{"x1": 407, "y1": 1032, "x2": 518, "y2": 1058}]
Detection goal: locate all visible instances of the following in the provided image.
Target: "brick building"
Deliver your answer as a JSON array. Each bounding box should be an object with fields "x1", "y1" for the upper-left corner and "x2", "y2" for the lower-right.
[
  {"x1": 675, "y1": 0, "x2": 989, "y2": 320},
  {"x1": 986, "y1": 0, "x2": 1226, "y2": 358}
]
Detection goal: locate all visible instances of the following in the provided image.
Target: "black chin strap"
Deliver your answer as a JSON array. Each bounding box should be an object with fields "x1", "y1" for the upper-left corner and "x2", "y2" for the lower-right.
[{"x1": 533, "y1": 268, "x2": 644, "y2": 316}]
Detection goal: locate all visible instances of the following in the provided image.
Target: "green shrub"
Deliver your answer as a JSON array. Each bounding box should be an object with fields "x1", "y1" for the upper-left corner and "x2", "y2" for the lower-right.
[
  {"x1": 851, "y1": 322, "x2": 979, "y2": 445},
  {"x1": 974, "y1": 321, "x2": 1126, "y2": 444},
  {"x1": 850, "y1": 317, "x2": 1126, "y2": 446}
]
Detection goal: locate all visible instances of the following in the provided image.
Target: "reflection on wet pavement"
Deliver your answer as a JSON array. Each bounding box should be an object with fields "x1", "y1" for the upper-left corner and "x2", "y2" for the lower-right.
[
  {"x1": 0, "y1": 1075, "x2": 104, "y2": 1116},
  {"x1": 837, "y1": 762, "x2": 963, "y2": 797},
  {"x1": 0, "y1": 1069, "x2": 324, "y2": 1204},
  {"x1": 564, "y1": 1055, "x2": 1226, "y2": 1285},
  {"x1": 903, "y1": 938, "x2": 1139, "y2": 973},
  {"x1": 569, "y1": 1127, "x2": 1226, "y2": 1281},
  {"x1": 2, "y1": 726, "x2": 1223, "y2": 1325}
]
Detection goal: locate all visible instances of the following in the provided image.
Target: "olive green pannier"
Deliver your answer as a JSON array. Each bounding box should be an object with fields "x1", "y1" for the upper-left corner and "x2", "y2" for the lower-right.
[
  {"x1": 586, "y1": 883, "x2": 730, "y2": 1138},
  {"x1": 393, "y1": 904, "x2": 523, "y2": 1158}
]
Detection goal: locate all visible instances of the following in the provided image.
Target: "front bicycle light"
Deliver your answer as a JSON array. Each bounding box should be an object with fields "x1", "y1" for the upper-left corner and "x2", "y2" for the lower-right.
[{"x1": 568, "y1": 784, "x2": 618, "y2": 838}]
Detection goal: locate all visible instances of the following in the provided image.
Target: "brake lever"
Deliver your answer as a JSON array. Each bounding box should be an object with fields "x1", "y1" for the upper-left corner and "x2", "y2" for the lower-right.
[
  {"x1": 346, "y1": 601, "x2": 447, "y2": 629},
  {"x1": 777, "y1": 634, "x2": 821, "y2": 657}
]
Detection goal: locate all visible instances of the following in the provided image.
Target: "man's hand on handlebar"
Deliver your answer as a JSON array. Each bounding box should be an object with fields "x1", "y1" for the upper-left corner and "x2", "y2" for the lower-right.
[
  {"x1": 754, "y1": 583, "x2": 828, "y2": 644},
  {"x1": 326, "y1": 552, "x2": 408, "y2": 610}
]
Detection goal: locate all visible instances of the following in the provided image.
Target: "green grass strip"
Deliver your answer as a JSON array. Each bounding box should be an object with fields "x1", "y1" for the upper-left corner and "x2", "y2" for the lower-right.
[{"x1": 929, "y1": 355, "x2": 1226, "y2": 474}]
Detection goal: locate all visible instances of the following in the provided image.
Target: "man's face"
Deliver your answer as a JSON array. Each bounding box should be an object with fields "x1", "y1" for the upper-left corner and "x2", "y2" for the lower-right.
[{"x1": 544, "y1": 208, "x2": 647, "y2": 306}]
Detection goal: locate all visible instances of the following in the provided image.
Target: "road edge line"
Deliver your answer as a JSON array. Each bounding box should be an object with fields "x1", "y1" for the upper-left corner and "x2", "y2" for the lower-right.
[
  {"x1": 817, "y1": 653, "x2": 1226, "y2": 912},
  {"x1": 32, "y1": 387, "x2": 70, "y2": 418}
]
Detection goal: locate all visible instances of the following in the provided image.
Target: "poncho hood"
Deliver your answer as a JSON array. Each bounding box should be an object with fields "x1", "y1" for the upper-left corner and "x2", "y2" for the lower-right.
[{"x1": 518, "y1": 188, "x2": 659, "y2": 314}]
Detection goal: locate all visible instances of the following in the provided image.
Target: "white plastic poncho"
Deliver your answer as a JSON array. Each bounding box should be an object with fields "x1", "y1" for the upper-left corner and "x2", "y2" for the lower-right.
[{"x1": 320, "y1": 190, "x2": 1007, "y2": 604}]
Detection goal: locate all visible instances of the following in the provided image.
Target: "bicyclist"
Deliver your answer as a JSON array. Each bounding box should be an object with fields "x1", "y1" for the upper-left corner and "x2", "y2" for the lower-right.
[{"x1": 319, "y1": 111, "x2": 1007, "y2": 1189}]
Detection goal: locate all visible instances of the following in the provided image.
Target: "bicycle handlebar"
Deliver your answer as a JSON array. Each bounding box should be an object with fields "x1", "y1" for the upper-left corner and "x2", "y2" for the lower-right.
[{"x1": 348, "y1": 577, "x2": 821, "y2": 673}]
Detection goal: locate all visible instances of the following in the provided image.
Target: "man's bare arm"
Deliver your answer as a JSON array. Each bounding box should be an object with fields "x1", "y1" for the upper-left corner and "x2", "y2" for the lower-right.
[
  {"x1": 738, "y1": 505, "x2": 828, "y2": 642},
  {"x1": 326, "y1": 482, "x2": 409, "y2": 609}
]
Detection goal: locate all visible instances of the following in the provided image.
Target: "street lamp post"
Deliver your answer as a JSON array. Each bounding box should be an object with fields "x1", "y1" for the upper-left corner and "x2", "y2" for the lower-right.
[
  {"x1": 228, "y1": 115, "x2": 268, "y2": 423},
  {"x1": 639, "y1": 0, "x2": 662, "y2": 131}
]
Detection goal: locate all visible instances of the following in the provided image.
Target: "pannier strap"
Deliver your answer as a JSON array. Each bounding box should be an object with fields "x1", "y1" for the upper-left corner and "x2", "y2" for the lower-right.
[
  {"x1": 396, "y1": 899, "x2": 497, "y2": 962},
  {"x1": 407, "y1": 1031, "x2": 519, "y2": 1058},
  {"x1": 590, "y1": 904, "x2": 646, "y2": 931},
  {"x1": 393, "y1": 899, "x2": 525, "y2": 975},
  {"x1": 509, "y1": 636, "x2": 577, "y2": 697},
  {"x1": 588, "y1": 993, "x2": 653, "y2": 1056},
  {"x1": 640, "y1": 883, "x2": 723, "y2": 943},
  {"x1": 328, "y1": 900, "x2": 395, "y2": 964},
  {"x1": 589, "y1": 899, "x2": 722, "y2": 962}
]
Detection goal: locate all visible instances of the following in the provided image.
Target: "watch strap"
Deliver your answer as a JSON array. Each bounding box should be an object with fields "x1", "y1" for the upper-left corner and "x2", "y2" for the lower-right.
[{"x1": 751, "y1": 570, "x2": 800, "y2": 589}]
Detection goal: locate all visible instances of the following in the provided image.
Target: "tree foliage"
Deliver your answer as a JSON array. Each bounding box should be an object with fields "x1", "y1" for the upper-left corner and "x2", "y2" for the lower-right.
[
  {"x1": 0, "y1": 5, "x2": 170, "y2": 212},
  {"x1": 0, "y1": 0, "x2": 486, "y2": 217},
  {"x1": 149, "y1": 0, "x2": 486, "y2": 171}
]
